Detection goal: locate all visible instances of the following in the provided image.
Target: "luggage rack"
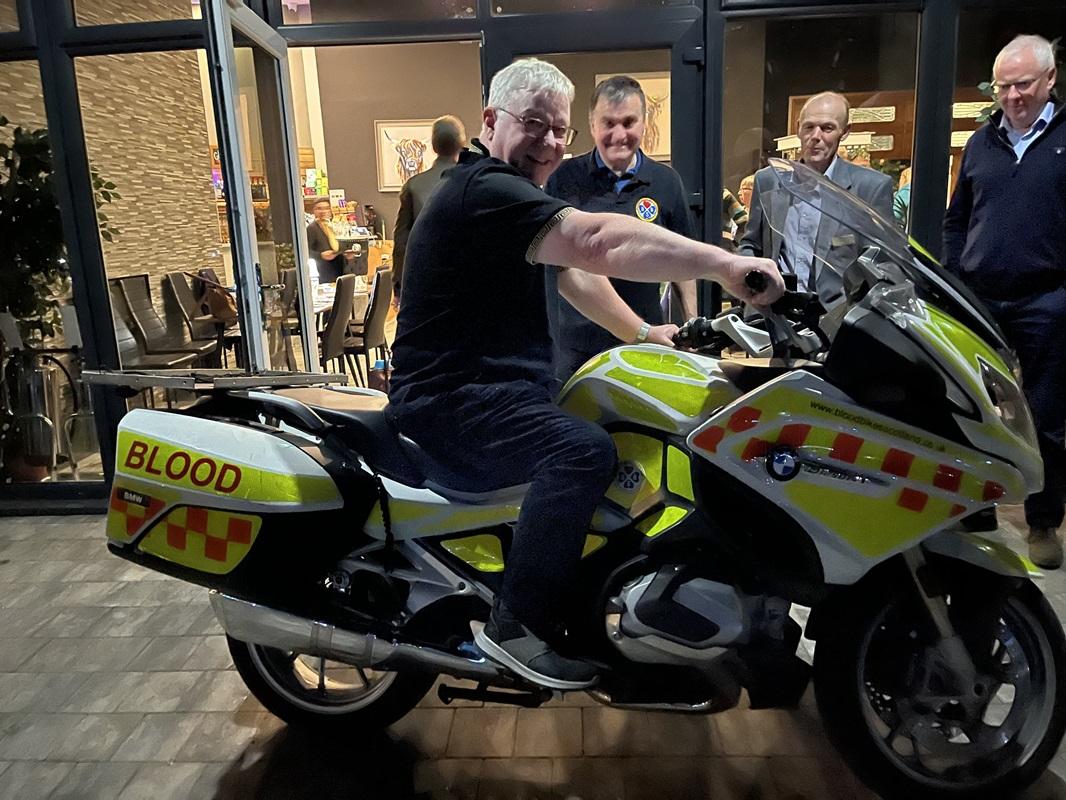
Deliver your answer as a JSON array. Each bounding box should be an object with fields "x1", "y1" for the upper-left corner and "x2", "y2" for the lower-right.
[{"x1": 82, "y1": 369, "x2": 347, "y2": 392}]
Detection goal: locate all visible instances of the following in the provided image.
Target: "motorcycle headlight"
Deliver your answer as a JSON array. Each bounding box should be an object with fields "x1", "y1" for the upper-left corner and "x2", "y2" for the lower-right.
[{"x1": 979, "y1": 357, "x2": 1038, "y2": 448}]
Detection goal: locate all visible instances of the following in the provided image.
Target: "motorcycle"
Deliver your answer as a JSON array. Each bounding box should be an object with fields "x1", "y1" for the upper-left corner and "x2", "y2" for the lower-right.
[{"x1": 95, "y1": 159, "x2": 1066, "y2": 799}]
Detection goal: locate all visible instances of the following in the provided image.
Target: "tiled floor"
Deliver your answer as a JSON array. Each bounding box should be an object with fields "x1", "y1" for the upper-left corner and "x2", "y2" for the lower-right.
[{"x1": 1, "y1": 510, "x2": 1066, "y2": 799}]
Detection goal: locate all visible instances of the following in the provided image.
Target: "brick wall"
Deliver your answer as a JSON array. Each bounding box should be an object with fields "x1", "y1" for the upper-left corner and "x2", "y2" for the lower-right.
[
  {"x1": 76, "y1": 50, "x2": 225, "y2": 301},
  {"x1": 0, "y1": 48, "x2": 224, "y2": 318}
]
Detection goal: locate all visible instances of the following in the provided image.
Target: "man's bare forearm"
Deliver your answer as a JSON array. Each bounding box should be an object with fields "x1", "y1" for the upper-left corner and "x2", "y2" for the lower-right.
[
  {"x1": 557, "y1": 269, "x2": 643, "y2": 343},
  {"x1": 537, "y1": 210, "x2": 734, "y2": 284}
]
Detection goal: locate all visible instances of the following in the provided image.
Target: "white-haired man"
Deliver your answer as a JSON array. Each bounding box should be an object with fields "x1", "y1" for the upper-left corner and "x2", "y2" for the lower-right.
[
  {"x1": 740, "y1": 91, "x2": 893, "y2": 306},
  {"x1": 386, "y1": 58, "x2": 782, "y2": 689},
  {"x1": 944, "y1": 34, "x2": 1066, "y2": 568}
]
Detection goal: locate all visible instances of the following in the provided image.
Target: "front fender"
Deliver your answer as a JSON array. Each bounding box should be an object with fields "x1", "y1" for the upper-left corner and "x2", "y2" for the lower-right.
[{"x1": 922, "y1": 530, "x2": 1035, "y2": 579}]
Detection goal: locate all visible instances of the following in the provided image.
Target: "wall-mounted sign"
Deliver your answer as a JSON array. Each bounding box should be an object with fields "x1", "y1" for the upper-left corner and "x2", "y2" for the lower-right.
[{"x1": 850, "y1": 106, "x2": 896, "y2": 124}]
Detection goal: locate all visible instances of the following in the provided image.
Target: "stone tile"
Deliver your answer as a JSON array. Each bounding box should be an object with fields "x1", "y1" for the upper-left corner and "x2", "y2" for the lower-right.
[
  {"x1": 768, "y1": 755, "x2": 878, "y2": 800},
  {"x1": 51, "y1": 761, "x2": 140, "y2": 799},
  {"x1": 111, "y1": 712, "x2": 206, "y2": 762},
  {"x1": 185, "y1": 670, "x2": 251, "y2": 712},
  {"x1": 447, "y1": 707, "x2": 518, "y2": 758},
  {"x1": 141, "y1": 603, "x2": 211, "y2": 637},
  {"x1": 0, "y1": 713, "x2": 73, "y2": 760},
  {"x1": 707, "y1": 756, "x2": 778, "y2": 800},
  {"x1": 174, "y1": 712, "x2": 285, "y2": 762},
  {"x1": 0, "y1": 760, "x2": 74, "y2": 799},
  {"x1": 124, "y1": 636, "x2": 204, "y2": 671},
  {"x1": 26, "y1": 606, "x2": 110, "y2": 638},
  {"x1": 412, "y1": 758, "x2": 482, "y2": 800},
  {"x1": 59, "y1": 672, "x2": 145, "y2": 713},
  {"x1": 0, "y1": 582, "x2": 58, "y2": 610},
  {"x1": 181, "y1": 635, "x2": 232, "y2": 670},
  {"x1": 581, "y1": 707, "x2": 718, "y2": 757},
  {"x1": 389, "y1": 707, "x2": 455, "y2": 758},
  {"x1": 116, "y1": 763, "x2": 206, "y2": 800},
  {"x1": 48, "y1": 713, "x2": 145, "y2": 761},
  {"x1": 515, "y1": 708, "x2": 583, "y2": 758},
  {"x1": 713, "y1": 708, "x2": 831, "y2": 757},
  {"x1": 19, "y1": 636, "x2": 151, "y2": 673},
  {"x1": 84, "y1": 606, "x2": 161, "y2": 637},
  {"x1": 0, "y1": 605, "x2": 61, "y2": 638},
  {"x1": 0, "y1": 672, "x2": 87, "y2": 713},
  {"x1": 185, "y1": 761, "x2": 231, "y2": 799},
  {"x1": 114, "y1": 671, "x2": 203, "y2": 712},
  {"x1": 550, "y1": 758, "x2": 626, "y2": 800},
  {"x1": 185, "y1": 605, "x2": 223, "y2": 636},
  {"x1": 50, "y1": 581, "x2": 124, "y2": 607},
  {"x1": 479, "y1": 757, "x2": 553, "y2": 800},
  {"x1": 615, "y1": 756, "x2": 719, "y2": 800}
]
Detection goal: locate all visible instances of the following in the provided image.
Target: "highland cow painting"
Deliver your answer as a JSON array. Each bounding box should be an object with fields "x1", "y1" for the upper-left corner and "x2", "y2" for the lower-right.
[{"x1": 375, "y1": 120, "x2": 436, "y2": 192}]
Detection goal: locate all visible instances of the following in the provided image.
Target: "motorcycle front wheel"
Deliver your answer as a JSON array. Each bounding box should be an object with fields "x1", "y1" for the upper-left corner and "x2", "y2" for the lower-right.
[
  {"x1": 227, "y1": 635, "x2": 436, "y2": 730},
  {"x1": 815, "y1": 577, "x2": 1066, "y2": 799}
]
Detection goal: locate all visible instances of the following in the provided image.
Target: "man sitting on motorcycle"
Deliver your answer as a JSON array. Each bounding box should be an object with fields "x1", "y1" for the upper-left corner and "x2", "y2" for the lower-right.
[{"x1": 386, "y1": 57, "x2": 783, "y2": 690}]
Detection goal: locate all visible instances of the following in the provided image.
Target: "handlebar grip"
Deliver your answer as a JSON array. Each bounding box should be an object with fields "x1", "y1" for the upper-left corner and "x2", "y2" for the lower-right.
[{"x1": 745, "y1": 270, "x2": 769, "y2": 295}]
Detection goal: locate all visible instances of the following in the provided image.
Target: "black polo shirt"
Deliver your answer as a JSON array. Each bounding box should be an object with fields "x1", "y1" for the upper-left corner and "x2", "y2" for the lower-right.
[
  {"x1": 389, "y1": 142, "x2": 573, "y2": 405},
  {"x1": 544, "y1": 149, "x2": 693, "y2": 365}
]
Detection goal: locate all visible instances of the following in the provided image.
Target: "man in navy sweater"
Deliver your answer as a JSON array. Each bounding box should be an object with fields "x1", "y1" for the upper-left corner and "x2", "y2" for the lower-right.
[{"x1": 943, "y1": 34, "x2": 1066, "y2": 568}]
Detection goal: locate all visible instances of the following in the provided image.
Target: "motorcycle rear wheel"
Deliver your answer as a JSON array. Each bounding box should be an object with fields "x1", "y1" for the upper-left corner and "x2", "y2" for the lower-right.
[
  {"x1": 227, "y1": 635, "x2": 436, "y2": 730},
  {"x1": 815, "y1": 578, "x2": 1066, "y2": 799}
]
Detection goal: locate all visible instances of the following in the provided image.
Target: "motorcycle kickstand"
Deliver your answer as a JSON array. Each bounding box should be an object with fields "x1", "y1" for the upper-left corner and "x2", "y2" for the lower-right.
[{"x1": 437, "y1": 681, "x2": 552, "y2": 708}]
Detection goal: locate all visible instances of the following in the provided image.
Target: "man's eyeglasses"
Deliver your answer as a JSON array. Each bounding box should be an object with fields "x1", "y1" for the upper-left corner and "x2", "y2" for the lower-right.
[
  {"x1": 496, "y1": 108, "x2": 577, "y2": 146},
  {"x1": 991, "y1": 69, "x2": 1051, "y2": 96}
]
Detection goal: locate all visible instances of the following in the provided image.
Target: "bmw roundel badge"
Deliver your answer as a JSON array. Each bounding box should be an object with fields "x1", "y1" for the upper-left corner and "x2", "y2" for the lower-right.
[{"x1": 766, "y1": 446, "x2": 801, "y2": 481}]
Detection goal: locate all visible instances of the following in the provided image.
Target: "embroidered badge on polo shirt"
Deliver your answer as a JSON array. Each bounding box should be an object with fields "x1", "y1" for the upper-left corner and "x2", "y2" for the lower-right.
[{"x1": 635, "y1": 197, "x2": 659, "y2": 222}]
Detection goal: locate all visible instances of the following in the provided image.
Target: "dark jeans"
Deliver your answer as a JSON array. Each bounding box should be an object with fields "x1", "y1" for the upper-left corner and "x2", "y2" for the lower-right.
[
  {"x1": 985, "y1": 287, "x2": 1066, "y2": 529},
  {"x1": 387, "y1": 380, "x2": 617, "y2": 636}
]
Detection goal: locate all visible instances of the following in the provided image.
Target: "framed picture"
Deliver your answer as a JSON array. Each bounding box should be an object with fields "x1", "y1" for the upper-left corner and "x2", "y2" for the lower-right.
[
  {"x1": 594, "y1": 71, "x2": 671, "y2": 160},
  {"x1": 375, "y1": 119, "x2": 436, "y2": 192}
]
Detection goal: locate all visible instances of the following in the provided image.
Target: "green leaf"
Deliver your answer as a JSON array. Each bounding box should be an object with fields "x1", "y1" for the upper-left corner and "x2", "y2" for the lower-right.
[
  {"x1": 104, "y1": 182, "x2": 116, "y2": 190},
  {"x1": 0, "y1": 116, "x2": 7, "y2": 126},
  {"x1": 100, "y1": 190, "x2": 111, "y2": 202},
  {"x1": 97, "y1": 212, "x2": 107, "y2": 221},
  {"x1": 110, "y1": 191, "x2": 121, "y2": 200},
  {"x1": 100, "y1": 230, "x2": 113, "y2": 242},
  {"x1": 977, "y1": 81, "x2": 992, "y2": 92}
]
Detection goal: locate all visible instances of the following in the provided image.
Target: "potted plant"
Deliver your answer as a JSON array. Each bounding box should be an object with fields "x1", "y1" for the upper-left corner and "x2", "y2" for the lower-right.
[{"x1": 0, "y1": 116, "x2": 119, "y2": 481}]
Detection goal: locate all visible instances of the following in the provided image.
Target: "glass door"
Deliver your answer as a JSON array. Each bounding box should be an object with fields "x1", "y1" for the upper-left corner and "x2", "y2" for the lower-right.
[
  {"x1": 203, "y1": 0, "x2": 315, "y2": 372},
  {"x1": 482, "y1": 9, "x2": 706, "y2": 316}
]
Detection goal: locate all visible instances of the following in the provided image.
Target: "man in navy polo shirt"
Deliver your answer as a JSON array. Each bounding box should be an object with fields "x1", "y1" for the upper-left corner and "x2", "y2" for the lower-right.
[
  {"x1": 944, "y1": 34, "x2": 1066, "y2": 569},
  {"x1": 545, "y1": 75, "x2": 697, "y2": 382},
  {"x1": 388, "y1": 58, "x2": 782, "y2": 690}
]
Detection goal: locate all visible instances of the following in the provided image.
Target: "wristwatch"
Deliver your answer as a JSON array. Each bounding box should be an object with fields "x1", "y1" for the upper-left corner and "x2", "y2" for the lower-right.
[{"x1": 635, "y1": 322, "x2": 651, "y2": 343}]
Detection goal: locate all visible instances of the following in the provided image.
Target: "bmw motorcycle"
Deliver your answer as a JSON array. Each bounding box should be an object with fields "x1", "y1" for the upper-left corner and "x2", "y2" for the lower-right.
[{"x1": 95, "y1": 159, "x2": 1066, "y2": 799}]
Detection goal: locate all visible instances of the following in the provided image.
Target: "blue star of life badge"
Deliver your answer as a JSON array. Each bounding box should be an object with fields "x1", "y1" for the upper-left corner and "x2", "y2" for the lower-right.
[
  {"x1": 616, "y1": 462, "x2": 643, "y2": 491},
  {"x1": 635, "y1": 197, "x2": 659, "y2": 222}
]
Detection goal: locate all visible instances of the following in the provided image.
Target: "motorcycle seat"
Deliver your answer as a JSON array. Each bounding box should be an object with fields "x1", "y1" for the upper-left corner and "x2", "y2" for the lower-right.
[
  {"x1": 273, "y1": 387, "x2": 424, "y2": 485},
  {"x1": 272, "y1": 388, "x2": 527, "y2": 505}
]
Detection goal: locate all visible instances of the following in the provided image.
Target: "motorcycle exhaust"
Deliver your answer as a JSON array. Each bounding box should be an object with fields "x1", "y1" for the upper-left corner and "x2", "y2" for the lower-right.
[{"x1": 209, "y1": 591, "x2": 505, "y2": 682}]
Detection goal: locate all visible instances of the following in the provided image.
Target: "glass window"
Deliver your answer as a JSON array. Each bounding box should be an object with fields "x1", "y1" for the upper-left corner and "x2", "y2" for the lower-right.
[
  {"x1": 281, "y1": 0, "x2": 474, "y2": 24},
  {"x1": 0, "y1": 0, "x2": 18, "y2": 31},
  {"x1": 723, "y1": 14, "x2": 918, "y2": 241},
  {"x1": 75, "y1": 51, "x2": 239, "y2": 377},
  {"x1": 948, "y1": 7, "x2": 1066, "y2": 204},
  {"x1": 289, "y1": 41, "x2": 481, "y2": 257},
  {"x1": 75, "y1": 0, "x2": 196, "y2": 26},
  {"x1": 0, "y1": 61, "x2": 105, "y2": 483},
  {"x1": 493, "y1": 0, "x2": 692, "y2": 14}
]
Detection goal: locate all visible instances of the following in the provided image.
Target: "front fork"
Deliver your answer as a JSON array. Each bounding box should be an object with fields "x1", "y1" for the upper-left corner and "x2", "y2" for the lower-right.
[{"x1": 903, "y1": 547, "x2": 990, "y2": 713}]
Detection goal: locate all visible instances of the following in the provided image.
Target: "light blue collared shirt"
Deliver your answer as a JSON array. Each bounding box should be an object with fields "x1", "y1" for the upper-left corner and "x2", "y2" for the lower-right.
[
  {"x1": 1000, "y1": 101, "x2": 1055, "y2": 161},
  {"x1": 780, "y1": 156, "x2": 842, "y2": 289}
]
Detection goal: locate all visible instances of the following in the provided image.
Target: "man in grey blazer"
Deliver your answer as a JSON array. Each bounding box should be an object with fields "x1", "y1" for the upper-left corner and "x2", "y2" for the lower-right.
[
  {"x1": 739, "y1": 92, "x2": 893, "y2": 308},
  {"x1": 392, "y1": 115, "x2": 467, "y2": 304}
]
